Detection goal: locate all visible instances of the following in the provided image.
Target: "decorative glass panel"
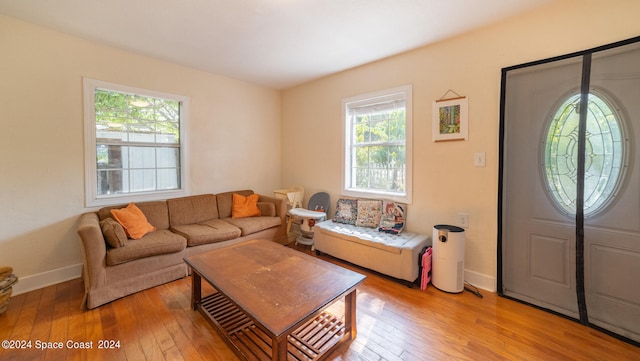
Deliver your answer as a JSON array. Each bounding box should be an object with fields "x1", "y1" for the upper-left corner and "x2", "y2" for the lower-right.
[{"x1": 544, "y1": 92, "x2": 626, "y2": 216}]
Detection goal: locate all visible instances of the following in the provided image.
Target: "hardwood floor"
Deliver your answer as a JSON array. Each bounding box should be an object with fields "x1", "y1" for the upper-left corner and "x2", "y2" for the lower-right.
[{"x1": 1, "y1": 244, "x2": 638, "y2": 361}]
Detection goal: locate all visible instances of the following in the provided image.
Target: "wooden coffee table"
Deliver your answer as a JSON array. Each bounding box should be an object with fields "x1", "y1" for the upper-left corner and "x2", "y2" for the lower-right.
[{"x1": 184, "y1": 239, "x2": 366, "y2": 361}]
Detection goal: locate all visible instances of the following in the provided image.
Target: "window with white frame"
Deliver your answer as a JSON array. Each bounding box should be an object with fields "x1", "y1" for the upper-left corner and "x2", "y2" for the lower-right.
[
  {"x1": 342, "y1": 85, "x2": 412, "y2": 203},
  {"x1": 83, "y1": 78, "x2": 189, "y2": 207}
]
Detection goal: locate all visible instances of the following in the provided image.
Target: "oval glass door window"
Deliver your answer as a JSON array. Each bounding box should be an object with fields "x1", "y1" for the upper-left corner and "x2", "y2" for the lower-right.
[{"x1": 544, "y1": 92, "x2": 626, "y2": 216}]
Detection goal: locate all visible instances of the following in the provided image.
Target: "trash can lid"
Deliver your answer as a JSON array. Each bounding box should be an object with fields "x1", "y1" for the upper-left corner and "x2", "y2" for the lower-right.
[{"x1": 434, "y1": 224, "x2": 465, "y2": 232}]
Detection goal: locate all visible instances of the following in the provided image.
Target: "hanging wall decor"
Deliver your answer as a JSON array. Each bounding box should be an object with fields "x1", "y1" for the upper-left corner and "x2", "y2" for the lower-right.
[{"x1": 432, "y1": 90, "x2": 468, "y2": 141}]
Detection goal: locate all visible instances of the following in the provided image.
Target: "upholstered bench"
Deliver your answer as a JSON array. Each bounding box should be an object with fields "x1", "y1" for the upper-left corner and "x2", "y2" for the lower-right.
[{"x1": 313, "y1": 220, "x2": 430, "y2": 283}]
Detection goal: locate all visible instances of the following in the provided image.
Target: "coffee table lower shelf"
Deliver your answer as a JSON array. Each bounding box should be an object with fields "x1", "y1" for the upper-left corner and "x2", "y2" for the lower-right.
[{"x1": 199, "y1": 292, "x2": 346, "y2": 361}]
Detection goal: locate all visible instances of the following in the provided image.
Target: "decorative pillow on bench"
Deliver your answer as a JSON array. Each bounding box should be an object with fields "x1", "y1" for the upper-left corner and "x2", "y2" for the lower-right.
[
  {"x1": 334, "y1": 198, "x2": 406, "y2": 235},
  {"x1": 333, "y1": 198, "x2": 358, "y2": 224},
  {"x1": 378, "y1": 201, "x2": 406, "y2": 235},
  {"x1": 355, "y1": 199, "x2": 383, "y2": 228}
]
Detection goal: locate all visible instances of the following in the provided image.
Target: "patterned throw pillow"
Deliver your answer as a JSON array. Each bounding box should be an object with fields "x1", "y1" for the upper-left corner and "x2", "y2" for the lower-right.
[
  {"x1": 333, "y1": 198, "x2": 358, "y2": 224},
  {"x1": 378, "y1": 201, "x2": 406, "y2": 235},
  {"x1": 355, "y1": 199, "x2": 383, "y2": 228}
]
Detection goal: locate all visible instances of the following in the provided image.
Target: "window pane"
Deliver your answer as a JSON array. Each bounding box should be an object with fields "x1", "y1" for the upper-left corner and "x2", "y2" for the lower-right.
[
  {"x1": 97, "y1": 169, "x2": 124, "y2": 195},
  {"x1": 369, "y1": 119, "x2": 387, "y2": 143},
  {"x1": 355, "y1": 146, "x2": 369, "y2": 167},
  {"x1": 389, "y1": 116, "x2": 405, "y2": 141},
  {"x1": 157, "y1": 122, "x2": 180, "y2": 143},
  {"x1": 130, "y1": 169, "x2": 156, "y2": 193},
  {"x1": 157, "y1": 148, "x2": 179, "y2": 168},
  {"x1": 354, "y1": 121, "x2": 368, "y2": 144},
  {"x1": 96, "y1": 145, "x2": 123, "y2": 169},
  {"x1": 157, "y1": 169, "x2": 180, "y2": 189},
  {"x1": 129, "y1": 130, "x2": 156, "y2": 143},
  {"x1": 129, "y1": 146, "x2": 156, "y2": 169},
  {"x1": 355, "y1": 168, "x2": 368, "y2": 188},
  {"x1": 368, "y1": 145, "x2": 388, "y2": 165}
]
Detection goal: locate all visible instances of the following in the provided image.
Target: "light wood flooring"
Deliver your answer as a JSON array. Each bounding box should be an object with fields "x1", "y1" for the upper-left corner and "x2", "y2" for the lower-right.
[{"x1": 1, "y1": 243, "x2": 639, "y2": 361}]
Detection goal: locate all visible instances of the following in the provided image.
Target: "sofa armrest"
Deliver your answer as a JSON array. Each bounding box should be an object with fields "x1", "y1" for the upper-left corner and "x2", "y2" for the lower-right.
[{"x1": 77, "y1": 212, "x2": 108, "y2": 293}]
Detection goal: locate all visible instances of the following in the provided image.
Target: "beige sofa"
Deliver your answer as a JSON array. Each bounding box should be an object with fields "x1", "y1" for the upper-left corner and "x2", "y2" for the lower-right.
[{"x1": 77, "y1": 190, "x2": 287, "y2": 309}]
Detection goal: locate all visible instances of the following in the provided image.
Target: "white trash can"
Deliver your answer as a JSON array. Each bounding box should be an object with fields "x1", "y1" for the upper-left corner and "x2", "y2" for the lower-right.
[{"x1": 432, "y1": 224, "x2": 465, "y2": 293}]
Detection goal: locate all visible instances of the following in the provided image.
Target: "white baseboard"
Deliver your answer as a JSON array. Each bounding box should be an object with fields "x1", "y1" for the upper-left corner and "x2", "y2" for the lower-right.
[
  {"x1": 12, "y1": 263, "x2": 83, "y2": 296},
  {"x1": 9, "y1": 263, "x2": 495, "y2": 297},
  {"x1": 464, "y1": 269, "x2": 496, "y2": 293}
]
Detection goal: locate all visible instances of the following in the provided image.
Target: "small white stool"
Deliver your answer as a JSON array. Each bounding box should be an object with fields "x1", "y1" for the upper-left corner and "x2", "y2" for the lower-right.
[{"x1": 287, "y1": 208, "x2": 327, "y2": 250}]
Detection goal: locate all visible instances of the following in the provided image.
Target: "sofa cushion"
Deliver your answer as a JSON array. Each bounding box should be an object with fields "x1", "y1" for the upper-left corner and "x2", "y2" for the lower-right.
[
  {"x1": 315, "y1": 220, "x2": 424, "y2": 255},
  {"x1": 232, "y1": 193, "x2": 261, "y2": 218},
  {"x1": 106, "y1": 230, "x2": 186, "y2": 266},
  {"x1": 167, "y1": 194, "x2": 218, "y2": 226},
  {"x1": 216, "y1": 190, "x2": 254, "y2": 218},
  {"x1": 355, "y1": 199, "x2": 383, "y2": 228},
  {"x1": 333, "y1": 198, "x2": 358, "y2": 225},
  {"x1": 100, "y1": 218, "x2": 127, "y2": 248},
  {"x1": 171, "y1": 219, "x2": 241, "y2": 246},
  {"x1": 111, "y1": 203, "x2": 157, "y2": 239},
  {"x1": 223, "y1": 216, "x2": 281, "y2": 236}
]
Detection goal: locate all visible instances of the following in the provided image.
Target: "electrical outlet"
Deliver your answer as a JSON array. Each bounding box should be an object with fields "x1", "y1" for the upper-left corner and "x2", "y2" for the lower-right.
[{"x1": 457, "y1": 213, "x2": 469, "y2": 228}]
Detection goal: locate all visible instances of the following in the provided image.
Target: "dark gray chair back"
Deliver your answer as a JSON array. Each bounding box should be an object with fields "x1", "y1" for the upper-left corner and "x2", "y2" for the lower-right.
[{"x1": 307, "y1": 192, "x2": 330, "y2": 215}]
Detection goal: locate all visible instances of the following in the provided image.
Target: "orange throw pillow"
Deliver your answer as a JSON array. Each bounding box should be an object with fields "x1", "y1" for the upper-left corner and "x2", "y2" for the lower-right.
[
  {"x1": 110, "y1": 202, "x2": 157, "y2": 239},
  {"x1": 232, "y1": 193, "x2": 262, "y2": 219}
]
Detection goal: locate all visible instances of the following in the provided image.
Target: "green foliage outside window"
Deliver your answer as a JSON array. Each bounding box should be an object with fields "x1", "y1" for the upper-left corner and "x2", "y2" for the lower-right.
[
  {"x1": 352, "y1": 109, "x2": 406, "y2": 192},
  {"x1": 95, "y1": 90, "x2": 180, "y2": 143}
]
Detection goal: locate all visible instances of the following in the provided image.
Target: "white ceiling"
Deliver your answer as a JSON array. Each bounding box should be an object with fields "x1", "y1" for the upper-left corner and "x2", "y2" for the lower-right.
[{"x1": 0, "y1": 0, "x2": 554, "y2": 89}]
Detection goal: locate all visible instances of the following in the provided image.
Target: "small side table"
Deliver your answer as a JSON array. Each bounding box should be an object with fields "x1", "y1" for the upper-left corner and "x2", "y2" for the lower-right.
[{"x1": 287, "y1": 208, "x2": 327, "y2": 250}]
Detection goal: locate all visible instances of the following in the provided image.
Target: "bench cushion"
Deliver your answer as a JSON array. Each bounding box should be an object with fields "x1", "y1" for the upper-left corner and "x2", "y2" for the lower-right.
[{"x1": 315, "y1": 221, "x2": 426, "y2": 254}]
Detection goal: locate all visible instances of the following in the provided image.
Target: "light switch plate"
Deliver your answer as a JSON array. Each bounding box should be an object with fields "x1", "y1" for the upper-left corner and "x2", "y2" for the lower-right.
[
  {"x1": 474, "y1": 152, "x2": 486, "y2": 167},
  {"x1": 457, "y1": 213, "x2": 469, "y2": 228}
]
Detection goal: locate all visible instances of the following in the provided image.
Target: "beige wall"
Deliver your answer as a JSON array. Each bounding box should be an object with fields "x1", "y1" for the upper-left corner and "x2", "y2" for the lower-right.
[
  {"x1": 281, "y1": 0, "x2": 640, "y2": 290},
  {"x1": 0, "y1": 15, "x2": 282, "y2": 293}
]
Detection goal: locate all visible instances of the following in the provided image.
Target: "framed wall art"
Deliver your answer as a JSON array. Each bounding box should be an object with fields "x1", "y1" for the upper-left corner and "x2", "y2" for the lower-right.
[{"x1": 432, "y1": 95, "x2": 468, "y2": 141}]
